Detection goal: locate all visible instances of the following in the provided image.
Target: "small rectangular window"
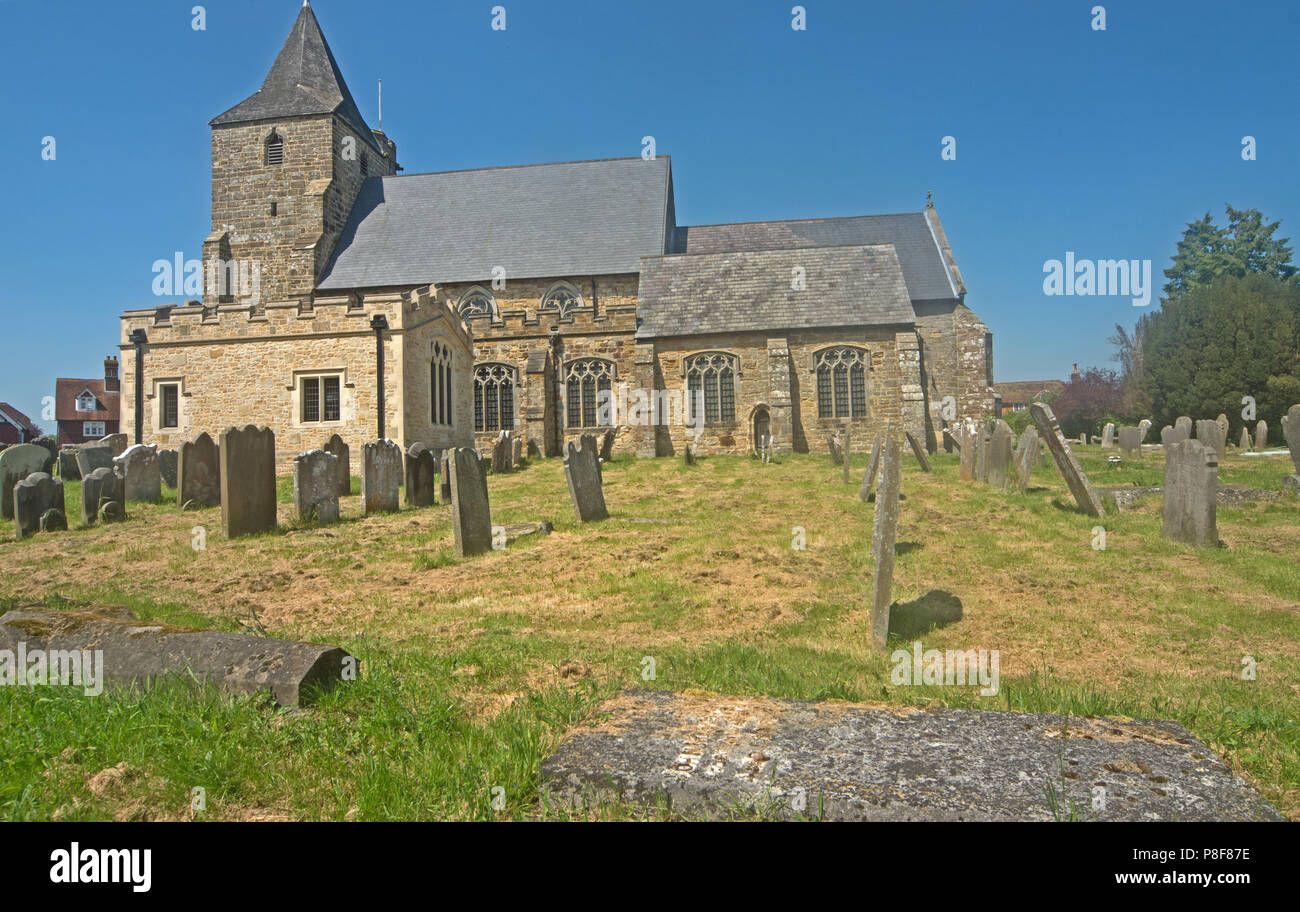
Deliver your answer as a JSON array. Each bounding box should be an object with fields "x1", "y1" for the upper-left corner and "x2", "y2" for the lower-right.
[
  {"x1": 302, "y1": 377, "x2": 320, "y2": 423},
  {"x1": 83, "y1": 421, "x2": 105, "y2": 438},
  {"x1": 323, "y1": 377, "x2": 340, "y2": 422},
  {"x1": 160, "y1": 384, "x2": 179, "y2": 428}
]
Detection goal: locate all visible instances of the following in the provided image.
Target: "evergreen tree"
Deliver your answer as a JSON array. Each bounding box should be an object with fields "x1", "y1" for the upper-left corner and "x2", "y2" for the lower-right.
[{"x1": 1163, "y1": 205, "x2": 1298, "y2": 300}]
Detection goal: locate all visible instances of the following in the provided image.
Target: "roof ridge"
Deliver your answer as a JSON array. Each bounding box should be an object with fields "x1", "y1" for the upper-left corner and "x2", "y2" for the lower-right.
[
  {"x1": 682, "y1": 212, "x2": 923, "y2": 230},
  {"x1": 388, "y1": 155, "x2": 669, "y2": 180},
  {"x1": 641, "y1": 241, "x2": 898, "y2": 262}
]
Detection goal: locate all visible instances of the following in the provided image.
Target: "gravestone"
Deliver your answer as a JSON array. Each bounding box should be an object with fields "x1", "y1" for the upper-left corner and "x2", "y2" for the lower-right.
[
  {"x1": 13, "y1": 473, "x2": 64, "y2": 540},
  {"x1": 869, "y1": 433, "x2": 902, "y2": 653},
  {"x1": 1117, "y1": 426, "x2": 1142, "y2": 456},
  {"x1": 448, "y1": 447, "x2": 492, "y2": 557},
  {"x1": 942, "y1": 425, "x2": 958, "y2": 454},
  {"x1": 405, "y1": 443, "x2": 438, "y2": 508},
  {"x1": 987, "y1": 421, "x2": 1015, "y2": 490},
  {"x1": 600, "y1": 429, "x2": 615, "y2": 463},
  {"x1": 438, "y1": 451, "x2": 453, "y2": 504},
  {"x1": 683, "y1": 444, "x2": 696, "y2": 466},
  {"x1": 75, "y1": 442, "x2": 114, "y2": 479},
  {"x1": 177, "y1": 432, "x2": 221, "y2": 507},
  {"x1": 905, "y1": 431, "x2": 931, "y2": 472},
  {"x1": 40, "y1": 508, "x2": 67, "y2": 532},
  {"x1": 975, "y1": 424, "x2": 990, "y2": 484},
  {"x1": 219, "y1": 425, "x2": 277, "y2": 538},
  {"x1": 1195, "y1": 419, "x2": 1225, "y2": 461},
  {"x1": 57, "y1": 446, "x2": 81, "y2": 480},
  {"x1": 827, "y1": 434, "x2": 842, "y2": 466},
  {"x1": 98, "y1": 433, "x2": 128, "y2": 457},
  {"x1": 1014, "y1": 425, "x2": 1039, "y2": 493},
  {"x1": 841, "y1": 429, "x2": 852, "y2": 484},
  {"x1": 1238, "y1": 426, "x2": 1251, "y2": 451},
  {"x1": 491, "y1": 431, "x2": 513, "y2": 474},
  {"x1": 859, "y1": 430, "x2": 885, "y2": 502},
  {"x1": 1163, "y1": 438, "x2": 1218, "y2": 548},
  {"x1": 513, "y1": 436, "x2": 524, "y2": 467},
  {"x1": 81, "y1": 465, "x2": 125, "y2": 527},
  {"x1": 1254, "y1": 420, "x2": 1268, "y2": 451},
  {"x1": 1175, "y1": 416, "x2": 1193, "y2": 440},
  {"x1": 1138, "y1": 419, "x2": 1152, "y2": 442},
  {"x1": 1282, "y1": 404, "x2": 1300, "y2": 474},
  {"x1": 0, "y1": 443, "x2": 52, "y2": 520},
  {"x1": 564, "y1": 434, "x2": 609, "y2": 522},
  {"x1": 1162, "y1": 421, "x2": 1190, "y2": 448},
  {"x1": 322, "y1": 434, "x2": 350, "y2": 497},
  {"x1": 293, "y1": 450, "x2": 340, "y2": 523},
  {"x1": 158, "y1": 449, "x2": 178, "y2": 488},
  {"x1": 1216, "y1": 413, "x2": 1230, "y2": 446},
  {"x1": 958, "y1": 420, "x2": 975, "y2": 481},
  {"x1": 99, "y1": 501, "x2": 126, "y2": 523},
  {"x1": 1029, "y1": 403, "x2": 1105, "y2": 517},
  {"x1": 1159, "y1": 425, "x2": 1174, "y2": 448},
  {"x1": 114, "y1": 444, "x2": 161, "y2": 504},
  {"x1": 1101, "y1": 423, "x2": 1115, "y2": 449},
  {"x1": 362, "y1": 440, "x2": 402, "y2": 514}
]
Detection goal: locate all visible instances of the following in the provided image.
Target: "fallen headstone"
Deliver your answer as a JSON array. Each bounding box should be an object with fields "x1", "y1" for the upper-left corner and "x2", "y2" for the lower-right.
[
  {"x1": 114, "y1": 444, "x2": 161, "y2": 504},
  {"x1": 564, "y1": 434, "x2": 609, "y2": 522},
  {"x1": 448, "y1": 447, "x2": 492, "y2": 557},
  {"x1": 81, "y1": 466, "x2": 125, "y2": 527},
  {"x1": 293, "y1": 450, "x2": 340, "y2": 523},
  {"x1": 1, "y1": 443, "x2": 52, "y2": 519},
  {"x1": 540, "y1": 689, "x2": 1283, "y2": 821},
  {"x1": 13, "y1": 473, "x2": 64, "y2": 540},
  {"x1": 177, "y1": 432, "x2": 220, "y2": 507},
  {"x1": 323, "y1": 433, "x2": 351, "y2": 497},
  {"x1": 362, "y1": 439, "x2": 402, "y2": 514},
  {"x1": 1029, "y1": 403, "x2": 1104, "y2": 517},
  {"x1": 1163, "y1": 438, "x2": 1218, "y2": 548},
  {"x1": 219, "y1": 425, "x2": 277, "y2": 538},
  {"x1": 0, "y1": 607, "x2": 353, "y2": 708},
  {"x1": 869, "y1": 433, "x2": 901, "y2": 652}
]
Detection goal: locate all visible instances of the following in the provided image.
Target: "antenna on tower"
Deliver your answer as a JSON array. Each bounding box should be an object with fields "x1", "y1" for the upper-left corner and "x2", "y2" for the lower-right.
[{"x1": 378, "y1": 79, "x2": 383, "y2": 131}]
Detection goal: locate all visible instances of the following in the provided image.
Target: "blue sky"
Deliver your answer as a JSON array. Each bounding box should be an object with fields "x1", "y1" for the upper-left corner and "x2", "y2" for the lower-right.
[{"x1": 1, "y1": 0, "x2": 1297, "y2": 431}]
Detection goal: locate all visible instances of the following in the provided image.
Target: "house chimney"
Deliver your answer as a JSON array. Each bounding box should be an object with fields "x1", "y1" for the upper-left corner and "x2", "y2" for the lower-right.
[{"x1": 104, "y1": 356, "x2": 120, "y2": 392}]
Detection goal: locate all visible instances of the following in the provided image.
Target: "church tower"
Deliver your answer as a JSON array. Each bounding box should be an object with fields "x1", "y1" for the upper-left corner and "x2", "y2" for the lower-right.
[{"x1": 203, "y1": 2, "x2": 398, "y2": 307}]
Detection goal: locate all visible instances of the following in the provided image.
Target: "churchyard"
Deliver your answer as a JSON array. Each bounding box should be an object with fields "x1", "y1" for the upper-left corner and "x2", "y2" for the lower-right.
[{"x1": 0, "y1": 423, "x2": 1297, "y2": 821}]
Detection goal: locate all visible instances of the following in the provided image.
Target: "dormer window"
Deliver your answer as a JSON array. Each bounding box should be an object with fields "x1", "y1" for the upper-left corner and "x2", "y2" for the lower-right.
[
  {"x1": 265, "y1": 131, "x2": 284, "y2": 166},
  {"x1": 76, "y1": 391, "x2": 97, "y2": 412}
]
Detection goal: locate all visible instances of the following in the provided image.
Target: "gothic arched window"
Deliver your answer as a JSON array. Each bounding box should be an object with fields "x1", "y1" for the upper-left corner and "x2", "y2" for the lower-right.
[
  {"x1": 815, "y1": 347, "x2": 868, "y2": 419},
  {"x1": 684, "y1": 352, "x2": 738, "y2": 424},
  {"x1": 565, "y1": 358, "x2": 614, "y2": 428},
  {"x1": 540, "y1": 281, "x2": 584, "y2": 318},
  {"x1": 265, "y1": 131, "x2": 284, "y2": 166},
  {"x1": 431, "y1": 342, "x2": 453, "y2": 427},
  {"x1": 474, "y1": 363, "x2": 516, "y2": 432},
  {"x1": 457, "y1": 287, "x2": 496, "y2": 320}
]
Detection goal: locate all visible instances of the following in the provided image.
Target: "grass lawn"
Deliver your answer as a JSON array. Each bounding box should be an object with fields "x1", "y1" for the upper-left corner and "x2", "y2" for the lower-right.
[{"x1": 1, "y1": 445, "x2": 1297, "y2": 821}]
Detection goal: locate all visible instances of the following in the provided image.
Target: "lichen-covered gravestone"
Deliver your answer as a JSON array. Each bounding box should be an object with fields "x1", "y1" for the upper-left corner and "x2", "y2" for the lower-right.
[
  {"x1": 438, "y1": 451, "x2": 452, "y2": 505},
  {"x1": 600, "y1": 429, "x2": 615, "y2": 463},
  {"x1": 1195, "y1": 419, "x2": 1226, "y2": 461},
  {"x1": 114, "y1": 444, "x2": 161, "y2": 504},
  {"x1": 1163, "y1": 438, "x2": 1218, "y2": 548},
  {"x1": 827, "y1": 433, "x2": 842, "y2": 466},
  {"x1": 74, "y1": 442, "x2": 113, "y2": 479},
  {"x1": 219, "y1": 425, "x2": 277, "y2": 538},
  {"x1": 158, "y1": 448, "x2": 178, "y2": 488},
  {"x1": 448, "y1": 447, "x2": 492, "y2": 557},
  {"x1": 0, "y1": 443, "x2": 52, "y2": 520},
  {"x1": 841, "y1": 429, "x2": 852, "y2": 484},
  {"x1": 362, "y1": 440, "x2": 402, "y2": 514},
  {"x1": 323, "y1": 433, "x2": 350, "y2": 497},
  {"x1": 404, "y1": 442, "x2": 438, "y2": 508},
  {"x1": 1254, "y1": 420, "x2": 1268, "y2": 451},
  {"x1": 1117, "y1": 425, "x2": 1142, "y2": 456},
  {"x1": 1029, "y1": 403, "x2": 1104, "y2": 517},
  {"x1": 987, "y1": 421, "x2": 1015, "y2": 490},
  {"x1": 57, "y1": 446, "x2": 81, "y2": 480},
  {"x1": 859, "y1": 430, "x2": 885, "y2": 502},
  {"x1": 1014, "y1": 425, "x2": 1039, "y2": 493},
  {"x1": 1101, "y1": 422, "x2": 1115, "y2": 449},
  {"x1": 13, "y1": 473, "x2": 64, "y2": 539},
  {"x1": 564, "y1": 434, "x2": 609, "y2": 522},
  {"x1": 492, "y1": 431, "x2": 514, "y2": 474},
  {"x1": 177, "y1": 432, "x2": 220, "y2": 507},
  {"x1": 98, "y1": 433, "x2": 127, "y2": 457},
  {"x1": 869, "y1": 433, "x2": 902, "y2": 653},
  {"x1": 1282, "y1": 404, "x2": 1300, "y2": 475},
  {"x1": 905, "y1": 431, "x2": 931, "y2": 472},
  {"x1": 81, "y1": 465, "x2": 125, "y2": 527},
  {"x1": 293, "y1": 450, "x2": 340, "y2": 522},
  {"x1": 958, "y1": 420, "x2": 975, "y2": 482}
]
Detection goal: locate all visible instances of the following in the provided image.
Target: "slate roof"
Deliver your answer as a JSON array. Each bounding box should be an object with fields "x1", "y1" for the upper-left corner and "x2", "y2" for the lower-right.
[
  {"x1": 317, "y1": 157, "x2": 674, "y2": 290},
  {"x1": 210, "y1": 3, "x2": 381, "y2": 152},
  {"x1": 54, "y1": 379, "x2": 119, "y2": 423},
  {"x1": 675, "y1": 213, "x2": 961, "y2": 302},
  {"x1": 635, "y1": 245, "x2": 915, "y2": 339}
]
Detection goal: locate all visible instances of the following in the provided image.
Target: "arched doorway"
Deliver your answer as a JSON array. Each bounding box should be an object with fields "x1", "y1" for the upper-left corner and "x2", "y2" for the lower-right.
[{"x1": 751, "y1": 406, "x2": 771, "y2": 454}]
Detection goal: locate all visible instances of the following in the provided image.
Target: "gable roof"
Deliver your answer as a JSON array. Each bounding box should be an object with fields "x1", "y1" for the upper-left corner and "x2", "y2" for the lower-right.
[
  {"x1": 994, "y1": 379, "x2": 1066, "y2": 404},
  {"x1": 55, "y1": 378, "x2": 119, "y2": 423},
  {"x1": 210, "y1": 3, "x2": 380, "y2": 151},
  {"x1": 317, "y1": 157, "x2": 674, "y2": 290},
  {"x1": 635, "y1": 244, "x2": 915, "y2": 339},
  {"x1": 0, "y1": 403, "x2": 42, "y2": 439},
  {"x1": 674, "y1": 212, "x2": 962, "y2": 303}
]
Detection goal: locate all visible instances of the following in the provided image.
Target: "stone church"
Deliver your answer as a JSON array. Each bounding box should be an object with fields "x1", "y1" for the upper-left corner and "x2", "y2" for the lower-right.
[{"x1": 120, "y1": 3, "x2": 995, "y2": 469}]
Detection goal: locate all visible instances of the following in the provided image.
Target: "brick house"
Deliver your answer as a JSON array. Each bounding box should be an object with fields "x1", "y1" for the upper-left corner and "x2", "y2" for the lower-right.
[
  {"x1": 54, "y1": 358, "x2": 121, "y2": 445},
  {"x1": 120, "y1": 3, "x2": 996, "y2": 466},
  {"x1": 0, "y1": 402, "x2": 42, "y2": 445}
]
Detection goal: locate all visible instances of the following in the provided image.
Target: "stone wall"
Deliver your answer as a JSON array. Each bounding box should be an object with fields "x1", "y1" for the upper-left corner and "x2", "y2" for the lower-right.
[{"x1": 914, "y1": 300, "x2": 996, "y2": 444}]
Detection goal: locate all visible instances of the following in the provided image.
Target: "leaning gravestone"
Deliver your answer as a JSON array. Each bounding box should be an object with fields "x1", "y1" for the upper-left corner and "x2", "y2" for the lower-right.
[
  {"x1": 1101, "y1": 423, "x2": 1115, "y2": 449},
  {"x1": 1029, "y1": 403, "x2": 1105, "y2": 517},
  {"x1": 565, "y1": 434, "x2": 609, "y2": 522},
  {"x1": 114, "y1": 444, "x2": 161, "y2": 504},
  {"x1": 1163, "y1": 438, "x2": 1218, "y2": 548},
  {"x1": 449, "y1": 447, "x2": 492, "y2": 557},
  {"x1": 405, "y1": 443, "x2": 438, "y2": 508},
  {"x1": 158, "y1": 448, "x2": 178, "y2": 488},
  {"x1": 177, "y1": 432, "x2": 221, "y2": 507},
  {"x1": 81, "y1": 465, "x2": 125, "y2": 527},
  {"x1": 958, "y1": 420, "x2": 975, "y2": 482},
  {"x1": 362, "y1": 440, "x2": 402, "y2": 514},
  {"x1": 859, "y1": 429, "x2": 886, "y2": 502},
  {"x1": 841, "y1": 429, "x2": 852, "y2": 484},
  {"x1": 322, "y1": 433, "x2": 350, "y2": 497},
  {"x1": 98, "y1": 433, "x2": 128, "y2": 457},
  {"x1": 1282, "y1": 404, "x2": 1300, "y2": 474},
  {"x1": 827, "y1": 433, "x2": 842, "y2": 467},
  {"x1": 1254, "y1": 420, "x2": 1268, "y2": 451},
  {"x1": 987, "y1": 421, "x2": 1015, "y2": 490},
  {"x1": 438, "y1": 451, "x2": 452, "y2": 504},
  {"x1": 75, "y1": 442, "x2": 114, "y2": 479},
  {"x1": 57, "y1": 446, "x2": 81, "y2": 480},
  {"x1": 869, "y1": 433, "x2": 902, "y2": 653},
  {"x1": 1014, "y1": 425, "x2": 1039, "y2": 493},
  {"x1": 1117, "y1": 426, "x2": 1142, "y2": 456},
  {"x1": 293, "y1": 450, "x2": 340, "y2": 523},
  {"x1": 600, "y1": 429, "x2": 615, "y2": 463},
  {"x1": 219, "y1": 425, "x2": 277, "y2": 538},
  {"x1": 13, "y1": 473, "x2": 64, "y2": 540},
  {"x1": 0, "y1": 443, "x2": 52, "y2": 520}
]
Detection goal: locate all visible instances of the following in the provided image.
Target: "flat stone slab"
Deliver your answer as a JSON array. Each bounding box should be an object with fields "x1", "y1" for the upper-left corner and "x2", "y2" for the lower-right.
[
  {"x1": 0, "y1": 607, "x2": 352, "y2": 708},
  {"x1": 540, "y1": 689, "x2": 1281, "y2": 821},
  {"x1": 1097, "y1": 484, "x2": 1282, "y2": 512}
]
